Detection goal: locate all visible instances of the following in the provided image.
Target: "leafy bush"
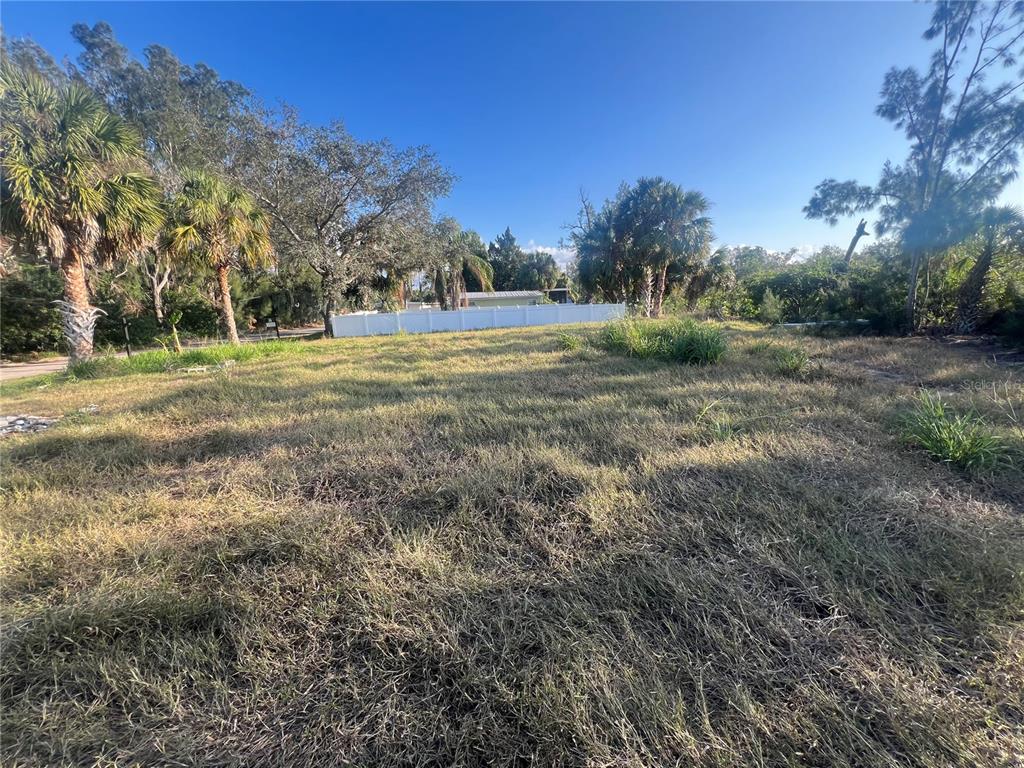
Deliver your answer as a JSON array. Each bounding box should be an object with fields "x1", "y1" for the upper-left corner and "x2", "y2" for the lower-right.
[
  {"x1": 902, "y1": 391, "x2": 1004, "y2": 472},
  {"x1": 733, "y1": 244, "x2": 912, "y2": 334},
  {"x1": 758, "y1": 288, "x2": 784, "y2": 325},
  {"x1": 985, "y1": 279, "x2": 1024, "y2": 340},
  {"x1": 0, "y1": 260, "x2": 64, "y2": 356},
  {"x1": 599, "y1": 318, "x2": 726, "y2": 365}
]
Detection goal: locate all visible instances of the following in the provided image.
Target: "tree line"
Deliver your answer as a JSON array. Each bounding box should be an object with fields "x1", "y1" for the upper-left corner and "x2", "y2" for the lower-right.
[
  {"x1": 570, "y1": 1, "x2": 1023, "y2": 336},
  {"x1": 0, "y1": 23, "x2": 567, "y2": 360},
  {"x1": 2, "y1": 2, "x2": 1023, "y2": 362}
]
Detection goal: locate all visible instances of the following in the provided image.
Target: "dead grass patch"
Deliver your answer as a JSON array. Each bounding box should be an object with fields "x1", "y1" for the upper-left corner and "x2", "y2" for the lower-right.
[{"x1": 1, "y1": 322, "x2": 1022, "y2": 766}]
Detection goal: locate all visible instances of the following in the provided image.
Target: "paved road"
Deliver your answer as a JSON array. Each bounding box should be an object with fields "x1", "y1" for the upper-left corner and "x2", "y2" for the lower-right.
[
  {"x1": 0, "y1": 327, "x2": 321, "y2": 383},
  {"x1": 0, "y1": 356, "x2": 74, "y2": 382}
]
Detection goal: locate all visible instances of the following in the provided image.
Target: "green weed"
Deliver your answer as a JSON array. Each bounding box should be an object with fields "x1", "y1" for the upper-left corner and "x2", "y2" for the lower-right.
[
  {"x1": 558, "y1": 332, "x2": 587, "y2": 352},
  {"x1": 902, "y1": 391, "x2": 1005, "y2": 472},
  {"x1": 774, "y1": 346, "x2": 811, "y2": 377}
]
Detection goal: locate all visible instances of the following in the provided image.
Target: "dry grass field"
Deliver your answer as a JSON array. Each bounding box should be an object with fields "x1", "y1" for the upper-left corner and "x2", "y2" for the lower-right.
[{"x1": 1, "y1": 321, "x2": 1022, "y2": 766}]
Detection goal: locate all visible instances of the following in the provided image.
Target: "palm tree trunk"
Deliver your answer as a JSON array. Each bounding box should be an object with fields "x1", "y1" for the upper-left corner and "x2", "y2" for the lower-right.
[
  {"x1": 59, "y1": 243, "x2": 97, "y2": 363},
  {"x1": 637, "y1": 266, "x2": 654, "y2": 317},
  {"x1": 953, "y1": 239, "x2": 994, "y2": 334},
  {"x1": 433, "y1": 269, "x2": 449, "y2": 310},
  {"x1": 652, "y1": 263, "x2": 669, "y2": 318},
  {"x1": 216, "y1": 265, "x2": 241, "y2": 345},
  {"x1": 449, "y1": 269, "x2": 463, "y2": 310}
]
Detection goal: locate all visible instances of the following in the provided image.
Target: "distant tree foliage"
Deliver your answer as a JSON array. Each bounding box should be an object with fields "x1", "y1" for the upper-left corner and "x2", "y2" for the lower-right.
[
  {"x1": 805, "y1": 0, "x2": 1024, "y2": 330},
  {"x1": 2, "y1": 11, "x2": 1023, "y2": 358},
  {"x1": 233, "y1": 111, "x2": 453, "y2": 334},
  {"x1": 483, "y1": 228, "x2": 565, "y2": 292},
  {"x1": 487, "y1": 228, "x2": 527, "y2": 291},
  {"x1": 0, "y1": 258, "x2": 64, "y2": 355},
  {"x1": 515, "y1": 251, "x2": 563, "y2": 291},
  {"x1": 571, "y1": 178, "x2": 714, "y2": 316},
  {"x1": 758, "y1": 288, "x2": 784, "y2": 325},
  {"x1": 428, "y1": 218, "x2": 493, "y2": 310}
]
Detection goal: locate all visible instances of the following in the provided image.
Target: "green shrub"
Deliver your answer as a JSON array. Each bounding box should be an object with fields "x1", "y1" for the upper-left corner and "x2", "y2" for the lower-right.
[
  {"x1": 0, "y1": 260, "x2": 64, "y2": 356},
  {"x1": 758, "y1": 288, "x2": 784, "y2": 325},
  {"x1": 64, "y1": 357, "x2": 124, "y2": 380},
  {"x1": 598, "y1": 318, "x2": 726, "y2": 365},
  {"x1": 671, "y1": 323, "x2": 728, "y2": 365},
  {"x1": 902, "y1": 391, "x2": 1004, "y2": 472}
]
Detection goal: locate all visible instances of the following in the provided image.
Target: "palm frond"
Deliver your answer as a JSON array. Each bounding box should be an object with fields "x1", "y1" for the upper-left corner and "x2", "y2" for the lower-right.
[
  {"x1": 1, "y1": 62, "x2": 157, "y2": 266},
  {"x1": 165, "y1": 168, "x2": 273, "y2": 269}
]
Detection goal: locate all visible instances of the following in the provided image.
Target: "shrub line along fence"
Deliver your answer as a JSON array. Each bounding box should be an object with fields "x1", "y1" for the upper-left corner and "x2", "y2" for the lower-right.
[{"x1": 331, "y1": 303, "x2": 627, "y2": 338}]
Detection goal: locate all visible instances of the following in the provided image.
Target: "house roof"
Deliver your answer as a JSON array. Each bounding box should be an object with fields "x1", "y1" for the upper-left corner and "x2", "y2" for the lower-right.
[{"x1": 463, "y1": 291, "x2": 543, "y2": 299}]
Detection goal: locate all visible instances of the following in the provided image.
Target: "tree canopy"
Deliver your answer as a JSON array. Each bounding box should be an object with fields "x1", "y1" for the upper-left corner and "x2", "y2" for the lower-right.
[
  {"x1": 805, "y1": 0, "x2": 1024, "y2": 329},
  {"x1": 0, "y1": 63, "x2": 162, "y2": 360},
  {"x1": 571, "y1": 178, "x2": 715, "y2": 316}
]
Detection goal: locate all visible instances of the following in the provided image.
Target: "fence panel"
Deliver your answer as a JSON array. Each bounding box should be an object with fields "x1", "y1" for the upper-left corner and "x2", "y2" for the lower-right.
[{"x1": 331, "y1": 303, "x2": 625, "y2": 338}]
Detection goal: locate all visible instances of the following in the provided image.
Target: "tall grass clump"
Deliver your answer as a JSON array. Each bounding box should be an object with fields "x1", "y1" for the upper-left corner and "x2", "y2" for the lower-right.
[
  {"x1": 774, "y1": 346, "x2": 811, "y2": 377},
  {"x1": 598, "y1": 318, "x2": 726, "y2": 365},
  {"x1": 902, "y1": 391, "x2": 1004, "y2": 472},
  {"x1": 558, "y1": 331, "x2": 587, "y2": 352}
]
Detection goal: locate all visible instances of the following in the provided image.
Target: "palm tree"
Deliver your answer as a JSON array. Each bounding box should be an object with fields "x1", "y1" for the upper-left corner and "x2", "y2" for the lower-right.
[
  {"x1": 610, "y1": 178, "x2": 714, "y2": 317},
  {"x1": 0, "y1": 66, "x2": 162, "y2": 361},
  {"x1": 429, "y1": 218, "x2": 492, "y2": 309},
  {"x1": 953, "y1": 206, "x2": 1024, "y2": 334},
  {"x1": 622, "y1": 180, "x2": 712, "y2": 319},
  {"x1": 164, "y1": 170, "x2": 273, "y2": 344}
]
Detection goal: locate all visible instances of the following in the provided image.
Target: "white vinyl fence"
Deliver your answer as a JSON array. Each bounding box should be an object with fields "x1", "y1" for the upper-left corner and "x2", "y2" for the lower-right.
[{"x1": 331, "y1": 303, "x2": 626, "y2": 338}]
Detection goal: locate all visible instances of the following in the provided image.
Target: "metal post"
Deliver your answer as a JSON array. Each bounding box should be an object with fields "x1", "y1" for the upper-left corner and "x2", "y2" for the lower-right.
[{"x1": 122, "y1": 317, "x2": 133, "y2": 357}]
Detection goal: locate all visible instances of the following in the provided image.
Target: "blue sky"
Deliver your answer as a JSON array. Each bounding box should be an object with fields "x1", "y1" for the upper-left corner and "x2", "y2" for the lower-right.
[{"x1": 6, "y1": 1, "x2": 1017, "y2": 262}]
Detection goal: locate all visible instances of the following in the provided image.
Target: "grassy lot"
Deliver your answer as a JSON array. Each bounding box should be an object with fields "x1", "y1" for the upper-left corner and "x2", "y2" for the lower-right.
[{"x1": 1, "y1": 321, "x2": 1022, "y2": 767}]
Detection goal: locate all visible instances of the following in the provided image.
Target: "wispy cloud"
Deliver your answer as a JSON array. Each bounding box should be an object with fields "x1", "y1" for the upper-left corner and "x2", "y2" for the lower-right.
[{"x1": 523, "y1": 240, "x2": 575, "y2": 268}]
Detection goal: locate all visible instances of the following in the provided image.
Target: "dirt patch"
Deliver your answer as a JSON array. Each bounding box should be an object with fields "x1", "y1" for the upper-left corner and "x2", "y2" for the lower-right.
[
  {"x1": 860, "y1": 366, "x2": 909, "y2": 384},
  {"x1": 935, "y1": 335, "x2": 1024, "y2": 367}
]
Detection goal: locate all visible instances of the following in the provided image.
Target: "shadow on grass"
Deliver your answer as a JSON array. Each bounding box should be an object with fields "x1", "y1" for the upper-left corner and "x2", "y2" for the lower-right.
[{"x1": 3, "y1": 326, "x2": 1023, "y2": 765}]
